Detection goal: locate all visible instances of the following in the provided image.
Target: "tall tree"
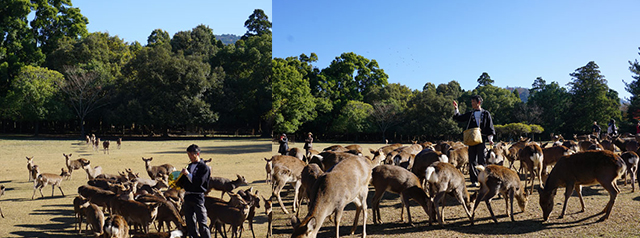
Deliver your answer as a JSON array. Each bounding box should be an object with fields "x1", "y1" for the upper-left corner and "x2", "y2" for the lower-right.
[
  {"x1": 625, "y1": 47, "x2": 640, "y2": 122},
  {"x1": 56, "y1": 66, "x2": 109, "y2": 136},
  {"x1": 477, "y1": 72, "x2": 494, "y2": 87},
  {"x1": 29, "y1": 0, "x2": 88, "y2": 56},
  {"x1": 567, "y1": 61, "x2": 620, "y2": 134},
  {"x1": 332, "y1": 100, "x2": 373, "y2": 141},
  {"x1": 271, "y1": 58, "x2": 317, "y2": 133},
  {"x1": 242, "y1": 9, "x2": 271, "y2": 39},
  {"x1": 527, "y1": 77, "x2": 571, "y2": 136},
  {"x1": 404, "y1": 82, "x2": 461, "y2": 141},
  {"x1": 2, "y1": 65, "x2": 64, "y2": 135}
]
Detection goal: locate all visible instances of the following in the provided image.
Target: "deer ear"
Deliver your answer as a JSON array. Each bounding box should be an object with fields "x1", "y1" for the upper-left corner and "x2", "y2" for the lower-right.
[
  {"x1": 290, "y1": 216, "x2": 300, "y2": 227},
  {"x1": 307, "y1": 217, "x2": 317, "y2": 231}
]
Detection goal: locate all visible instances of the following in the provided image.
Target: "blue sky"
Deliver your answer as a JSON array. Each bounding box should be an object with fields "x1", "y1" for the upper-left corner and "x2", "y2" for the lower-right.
[
  {"x1": 273, "y1": 1, "x2": 640, "y2": 100},
  {"x1": 72, "y1": 0, "x2": 271, "y2": 44}
]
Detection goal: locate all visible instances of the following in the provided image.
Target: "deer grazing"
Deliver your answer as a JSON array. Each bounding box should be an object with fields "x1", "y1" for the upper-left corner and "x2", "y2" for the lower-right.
[
  {"x1": 371, "y1": 164, "x2": 434, "y2": 226},
  {"x1": 539, "y1": 150, "x2": 625, "y2": 222},
  {"x1": 291, "y1": 155, "x2": 372, "y2": 238},
  {"x1": 32, "y1": 168, "x2": 71, "y2": 199},
  {"x1": 63, "y1": 153, "x2": 88, "y2": 179},
  {"x1": 425, "y1": 161, "x2": 473, "y2": 227},
  {"x1": 270, "y1": 155, "x2": 306, "y2": 214},
  {"x1": 141, "y1": 157, "x2": 175, "y2": 181},
  {"x1": 620, "y1": 151, "x2": 638, "y2": 192},
  {"x1": 471, "y1": 165, "x2": 528, "y2": 224},
  {"x1": 207, "y1": 174, "x2": 248, "y2": 199}
]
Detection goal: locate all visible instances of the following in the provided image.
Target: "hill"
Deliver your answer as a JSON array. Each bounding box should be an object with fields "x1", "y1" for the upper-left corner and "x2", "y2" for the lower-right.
[{"x1": 216, "y1": 34, "x2": 241, "y2": 45}]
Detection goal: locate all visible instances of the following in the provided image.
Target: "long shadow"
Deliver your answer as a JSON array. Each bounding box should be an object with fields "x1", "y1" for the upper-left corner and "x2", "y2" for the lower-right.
[
  {"x1": 0, "y1": 180, "x2": 12, "y2": 184},
  {"x1": 12, "y1": 205, "x2": 76, "y2": 237},
  {"x1": 153, "y1": 144, "x2": 270, "y2": 155}
]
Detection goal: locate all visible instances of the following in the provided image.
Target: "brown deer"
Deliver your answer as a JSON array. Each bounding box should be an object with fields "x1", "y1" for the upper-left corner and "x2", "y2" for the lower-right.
[
  {"x1": 81, "y1": 160, "x2": 103, "y2": 180},
  {"x1": 270, "y1": 155, "x2": 306, "y2": 214},
  {"x1": 64, "y1": 153, "x2": 88, "y2": 179},
  {"x1": 26, "y1": 156, "x2": 36, "y2": 181},
  {"x1": 103, "y1": 140, "x2": 110, "y2": 154},
  {"x1": 117, "y1": 137, "x2": 122, "y2": 149},
  {"x1": 518, "y1": 143, "x2": 544, "y2": 195},
  {"x1": 425, "y1": 161, "x2": 473, "y2": 227},
  {"x1": 73, "y1": 196, "x2": 89, "y2": 232},
  {"x1": 103, "y1": 214, "x2": 129, "y2": 238},
  {"x1": 539, "y1": 150, "x2": 625, "y2": 222},
  {"x1": 288, "y1": 148, "x2": 306, "y2": 161},
  {"x1": 261, "y1": 195, "x2": 273, "y2": 238},
  {"x1": 470, "y1": 165, "x2": 528, "y2": 224},
  {"x1": 371, "y1": 164, "x2": 434, "y2": 226},
  {"x1": 207, "y1": 174, "x2": 248, "y2": 199},
  {"x1": 291, "y1": 155, "x2": 373, "y2": 238},
  {"x1": 264, "y1": 157, "x2": 273, "y2": 185},
  {"x1": 32, "y1": 168, "x2": 71, "y2": 199},
  {"x1": 411, "y1": 150, "x2": 449, "y2": 187},
  {"x1": 141, "y1": 157, "x2": 175, "y2": 180},
  {"x1": 541, "y1": 145, "x2": 574, "y2": 177},
  {"x1": 620, "y1": 151, "x2": 638, "y2": 192},
  {"x1": 80, "y1": 202, "x2": 105, "y2": 236}
]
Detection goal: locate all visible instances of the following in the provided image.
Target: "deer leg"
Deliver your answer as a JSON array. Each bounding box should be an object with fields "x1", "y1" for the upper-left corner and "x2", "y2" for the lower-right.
[
  {"x1": 433, "y1": 192, "x2": 446, "y2": 227},
  {"x1": 597, "y1": 178, "x2": 621, "y2": 221},
  {"x1": 631, "y1": 168, "x2": 637, "y2": 193},
  {"x1": 350, "y1": 196, "x2": 363, "y2": 235},
  {"x1": 558, "y1": 182, "x2": 575, "y2": 219},
  {"x1": 400, "y1": 193, "x2": 413, "y2": 226},
  {"x1": 371, "y1": 189, "x2": 385, "y2": 224},
  {"x1": 574, "y1": 185, "x2": 585, "y2": 212},
  {"x1": 508, "y1": 190, "x2": 515, "y2": 221},
  {"x1": 58, "y1": 186, "x2": 65, "y2": 197},
  {"x1": 293, "y1": 181, "x2": 302, "y2": 213},
  {"x1": 334, "y1": 208, "x2": 344, "y2": 238},
  {"x1": 484, "y1": 199, "x2": 498, "y2": 223},
  {"x1": 272, "y1": 179, "x2": 289, "y2": 214}
]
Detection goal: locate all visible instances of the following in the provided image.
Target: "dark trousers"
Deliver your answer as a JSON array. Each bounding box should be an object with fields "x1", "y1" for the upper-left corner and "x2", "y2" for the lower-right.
[
  {"x1": 184, "y1": 194, "x2": 211, "y2": 238},
  {"x1": 467, "y1": 142, "x2": 486, "y2": 183}
]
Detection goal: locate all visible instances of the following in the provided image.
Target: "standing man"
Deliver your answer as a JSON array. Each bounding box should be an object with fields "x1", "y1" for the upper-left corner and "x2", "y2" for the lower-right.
[
  {"x1": 452, "y1": 95, "x2": 495, "y2": 187},
  {"x1": 608, "y1": 119, "x2": 618, "y2": 136},
  {"x1": 592, "y1": 121, "x2": 601, "y2": 139},
  {"x1": 278, "y1": 133, "x2": 289, "y2": 155},
  {"x1": 178, "y1": 144, "x2": 211, "y2": 238},
  {"x1": 303, "y1": 132, "x2": 313, "y2": 158}
]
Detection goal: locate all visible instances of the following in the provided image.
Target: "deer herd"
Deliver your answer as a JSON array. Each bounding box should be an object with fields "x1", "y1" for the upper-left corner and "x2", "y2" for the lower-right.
[{"x1": 8, "y1": 133, "x2": 639, "y2": 237}]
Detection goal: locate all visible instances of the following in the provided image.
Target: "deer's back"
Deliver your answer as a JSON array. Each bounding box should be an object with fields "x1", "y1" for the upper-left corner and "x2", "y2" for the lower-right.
[
  {"x1": 549, "y1": 150, "x2": 625, "y2": 187},
  {"x1": 271, "y1": 155, "x2": 306, "y2": 175},
  {"x1": 372, "y1": 164, "x2": 421, "y2": 194}
]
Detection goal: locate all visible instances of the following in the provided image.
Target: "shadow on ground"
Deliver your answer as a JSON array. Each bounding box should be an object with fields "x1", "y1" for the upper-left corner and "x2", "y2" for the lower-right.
[{"x1": 153, "y1": 144, "x2": 271, "y2": 155}]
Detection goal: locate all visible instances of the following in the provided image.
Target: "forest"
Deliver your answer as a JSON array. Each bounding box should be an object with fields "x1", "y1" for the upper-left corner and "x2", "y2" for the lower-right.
[
  {"x1": 0, "y1": 1, "x2": 272, "y2": 137},
  {"x1": 272, "y1": 51, "x2": 640, "y2": 143}
]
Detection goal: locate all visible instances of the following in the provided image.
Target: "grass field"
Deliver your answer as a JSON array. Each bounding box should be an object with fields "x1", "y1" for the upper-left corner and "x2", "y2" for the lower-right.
[{"x1": 0, "y1": 138, "x2": 639, "y2": 237}]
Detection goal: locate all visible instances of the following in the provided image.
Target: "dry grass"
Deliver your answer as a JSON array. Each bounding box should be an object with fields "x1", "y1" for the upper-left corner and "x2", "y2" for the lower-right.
[{"x1": 0, "y1": 139, "x2": 639, "y2": 237}]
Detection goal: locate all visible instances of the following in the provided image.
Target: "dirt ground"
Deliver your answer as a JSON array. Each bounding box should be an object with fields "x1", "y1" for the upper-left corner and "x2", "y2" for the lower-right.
[{"x1": 0, "y1": 138, "x2": 638, "y2": 237}]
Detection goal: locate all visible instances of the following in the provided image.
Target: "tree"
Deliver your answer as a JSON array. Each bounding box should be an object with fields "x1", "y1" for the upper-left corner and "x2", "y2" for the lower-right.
[
  {"x1": 332, "y1": 100, "x2": 373, "y2": 140},
  {"x1": 527, "y1": 77, "x2": 571, "y2": 137},
  {"x1": 404, "y1": 82, "x2": 461, "y2": 141},
  {"x1": 625, "y1": 47, "x2": 640, "y2": 122},
  {"x1": 460, "y1": 84, "x2": 521, "y2": 125},
  {"x1": 370, "y1": 101, "x2": 402, "y2": 142},
  {"x1": 477, "y1": 72, "x2": 494, "y2": 87},
  {"x1": 2, "y1": 66, "x2": 63, "y2": 135},
  {"x1": 242, "y1": 9, "x2": 271, "y2": 39},
  {"x1": 29, "y1": 0, "x2": 88, "y2": 56},
  {"x1": 56, "y1": 66, "x2": 109, "y2": 136},
  {"x1": 567, "y1": 61, "x2": 621, "y2": 134},
  {"x1": 270, "y1": 58, "x2": 317, "y2": 133}
]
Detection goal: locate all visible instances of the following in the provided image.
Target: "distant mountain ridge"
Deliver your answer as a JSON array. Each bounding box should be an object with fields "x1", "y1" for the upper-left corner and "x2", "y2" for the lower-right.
[
  {"x1": 506, "y1": 86, "x2": 530, "y2": 102},
  {"x1": 216, "y1": 34, "x2": 241, "y2": 45}
]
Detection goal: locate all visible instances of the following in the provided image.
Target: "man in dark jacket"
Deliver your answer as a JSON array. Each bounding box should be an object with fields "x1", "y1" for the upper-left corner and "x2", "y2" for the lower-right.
[
  {"x1": 278, "y1": 133, "x2": 289, "y2": 155},
  {"x1": 178, "y1": 144, "x2": 211, "y2": 238},
  {"x1": 452, "y1": 95, "x2": 495, "y2": 187}
]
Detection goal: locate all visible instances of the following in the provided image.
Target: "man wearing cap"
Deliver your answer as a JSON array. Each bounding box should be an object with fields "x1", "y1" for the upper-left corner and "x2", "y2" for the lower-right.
[
  {"x1": 304, "y1": 132, "x2": 313, "y2": 158},
  {"x1": 178, "y1": 144, "x2": 211, "y2": 238}
]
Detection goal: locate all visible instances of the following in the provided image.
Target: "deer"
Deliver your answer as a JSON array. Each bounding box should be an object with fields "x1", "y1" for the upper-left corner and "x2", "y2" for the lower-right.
[
  {"x1": 205, "y1": 193, "x2": 251, "y2": 238},
  {"x1": 103, "y1": 140, "x2": 110, "y2": 154},
  {"x1": 367, "y1": 148, "x2": 386, "y2": 166},
  {"x1": 620, "y1": 151, "x2": 638, "y2": 192},
  {"x1": 291, "y1": 155, "x2": 373, "y2": 238},
  {"x1": 322, "y1": 145, "x2": 348, "y2": 152},
  {"x1": 81, "y1": 160, "x2": 103, "y2": 180},
  {"x1": 80, "y1": 202, "x2": 105, "y2": 236},
  {"x1": 539, "y1": 150, "x2": 626, "y2": 222},
  {"x1": 264, "y1": 157, "x2": 273, "y2": 185},
  {"x1": 370, "y1": 164, "x2": 435, "y2": 226},
  {"x1": 32, "y1": 168, "x2": 71, "y2": 199},
  {"x1": 26, "y1": 156, "x2": 36, "y2": 181},
  {"x1": 345, "y1": 144, "x2": 364, "y2": 155},
  {"x1": 135, "y1": 193, "x2": 184, "y2": 233},
  {"x1": 73, "y1": 196, "x2": 89, "y2": 233},
  {"x1": 64, "y1": 153, "x2": 88, "y2": 179},
  {"x1": 115, "y1": 199, "x2": 161, "y2": 234},
  {"x1": 298, "y1": 163, "x2": 324, "y2": 214},
  {"x1": 411, "y1": 150, "x2": 449, "y2": 188},
  {"x1": 541, "y1": 145, "x2": 573, "y2": 179},
  {"x1": 117, "y1": 137, "x2": 122, "y2": 149},
  {"x1": 94, "y1": 138, "x2": 101, "y2": 152},
  {"x1": 141, "y1": 157, "x2": 175, "y2": 181},
  {"x1": 425, "y1": 161, "x2": 473, "y2": 227},
  {"x1": 309, "y1": 151, "x2": 360, "y2": 172},
  {"x1": 518, "y1": 143, "x2": 544, "y2": 195},
  {"x1": 470, "y1": 165, "x2": 528, "y2": 224},
  {"x1": 446, "y1": 146, "x2": 469, "y2": 173},
  {"x1": 103, "y1": 214, "x2": 129, "y2": 238},
  {"x1": 207, "y1": 174, "x2": 248, "y2": 199},
  {"x1": 261, "y1": 195, "x2": 273, "y2": 238},
  {"x1": 236, "y1": 187, "x2": 262, "y2": 238},
  {"x1": 270, "y1": 155, "x2": 306, "y2": 214}
]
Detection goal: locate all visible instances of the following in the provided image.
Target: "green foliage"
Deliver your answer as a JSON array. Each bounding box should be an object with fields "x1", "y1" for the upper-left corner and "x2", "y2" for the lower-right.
[
  {"x1": 477, "y1": 72, "x2": 494, "y2": 87},
  {"x1": 243, "y1": 9, "x2": 271, "y2": 39},
  {"x1": 460, "y1": 84, "x2": 521, "y2": 125},
  {"x1": 404, "y1": 83, "x2": 461, "y2": 140},
  {"x1": 567, "y1": 61, "x2": 621, "y2": 134},
  {"x1": 2, "y1": 65, "x2": 63, "y2": 122},
  {"x1": 271, "y1": 58, "x2": 317, "y2": 133},
  {"x1": 29, "y1": 0, "x2": 88, "y2": 55},
  {"x1": 625, "y1": 47, "x2": 640, "y2": 122},
  {"x1": 215, "y1": 34, "x2": 241, "y2": 45},
  {"x1": 332, "y1": 100, "x2": 373, "y2": 134},
  {"x1": 527, "y1": 77, "x2": 571, "y2": 136}
]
